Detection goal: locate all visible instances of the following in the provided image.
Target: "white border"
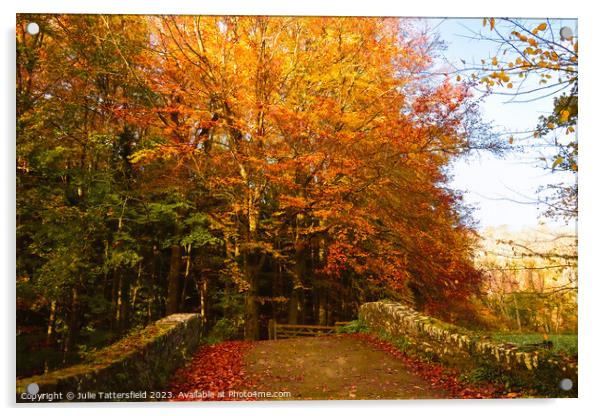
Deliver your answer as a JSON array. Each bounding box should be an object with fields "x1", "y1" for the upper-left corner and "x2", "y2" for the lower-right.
[
  {"x1": 3, "y1": 1, "x2": 600, "y2": 416},
  {"x1": 7, "y1": 0, "x2": 580, "y2": 18}
]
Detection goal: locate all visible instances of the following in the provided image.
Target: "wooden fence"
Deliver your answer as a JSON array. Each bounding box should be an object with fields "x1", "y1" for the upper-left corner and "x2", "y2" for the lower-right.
[{"x1": 268, "y1": 320, "x2": 349, "y2": 340}]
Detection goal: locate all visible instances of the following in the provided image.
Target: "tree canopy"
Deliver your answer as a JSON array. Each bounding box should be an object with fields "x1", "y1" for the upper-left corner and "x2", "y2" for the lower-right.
[
  {"x1": 467, "y1": 18, "x2": 578, "y2": 221},
  {"x1": 17, "y1": 15, "x2": 491, "y2": 375}
]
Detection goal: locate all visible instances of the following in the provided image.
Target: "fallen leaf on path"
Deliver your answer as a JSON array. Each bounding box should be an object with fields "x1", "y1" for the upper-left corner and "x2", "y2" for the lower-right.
[{"x1": 168, "y1": 340, "x2": 255, "y2": 401}]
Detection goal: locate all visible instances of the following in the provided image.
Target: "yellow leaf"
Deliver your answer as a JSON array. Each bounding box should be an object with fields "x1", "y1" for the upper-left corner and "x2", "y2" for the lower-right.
[
  {"x1": 490, "y1": 18, "x2": 495, "y2": 30},
  {"x1": 492, "y1": 56, "x2": 498, "y2": 66},
  {"x1": 508, "y1": 136, "x2": 514, "y2": 144},
  {"x1": 547, "y1": 122, "x2": 555, "y2": 129},
  {"x1": 483, "y1": 17, "x2": 487, "y2": 27},
  {"x1": 456, "y1": 75, "x2": 461, "y2": 82},
  {"x1": 507, "y1": 82, "x2": 513, "y2": 88},
  {"x1": 528, "y1": 38, "x2": 537, "y2": 47},
  {"x1": 536, "y1": 23, "x2": 547, "y2": 31},
  {"x1": 560, "y1": 110, "x2": 570, "y2": 123},
  {"x1": 552, "y1": 156, "x2": 564, "y2": 168},
  {"x1": 533, "y1": 131, "x2": 539, "y2": 138}
]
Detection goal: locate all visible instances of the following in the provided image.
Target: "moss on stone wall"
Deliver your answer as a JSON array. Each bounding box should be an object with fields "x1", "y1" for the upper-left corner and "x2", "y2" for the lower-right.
[
  {"x1": 359, "y1": 301, "x2": 577, "y2": 396},
  {"x1": 16, "y1": 314, "x2": 202, "y2": 402}
]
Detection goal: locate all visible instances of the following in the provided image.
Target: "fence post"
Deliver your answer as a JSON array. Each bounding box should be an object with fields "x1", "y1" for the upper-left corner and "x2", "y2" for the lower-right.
[{"x1": 268, "y1": 319, "x2": 275, "y2": 340}]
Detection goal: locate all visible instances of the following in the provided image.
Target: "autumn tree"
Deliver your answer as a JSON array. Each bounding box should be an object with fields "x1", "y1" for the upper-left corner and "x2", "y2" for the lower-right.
[
  {"x1": 135, "y1": 16, "x2": 487, "y2": 336},
  {"x1": 17, "y1": 13, "x2": 489, "y2": 365},
  {"x1": 467, "y1": 18, "x2": 578, "y2": 221},
  {"x1": 17, "y1": 14, "x2": 155, "y2": 356}
]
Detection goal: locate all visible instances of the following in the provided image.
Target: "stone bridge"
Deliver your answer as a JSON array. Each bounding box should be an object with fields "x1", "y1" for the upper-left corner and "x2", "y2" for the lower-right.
[{"x1": 16, "y1": 301, "x2": 577, "y2": 401}]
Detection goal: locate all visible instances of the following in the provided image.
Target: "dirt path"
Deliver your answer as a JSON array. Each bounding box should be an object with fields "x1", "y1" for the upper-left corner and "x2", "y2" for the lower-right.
[{"x1": 241, "y1": 335, "x2": 450, "y2": 400}]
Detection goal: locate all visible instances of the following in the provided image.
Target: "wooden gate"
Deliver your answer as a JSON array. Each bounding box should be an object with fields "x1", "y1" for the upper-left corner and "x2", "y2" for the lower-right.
[{"x1": 268, "y1": 320, "x2": 349, "y2": 340}]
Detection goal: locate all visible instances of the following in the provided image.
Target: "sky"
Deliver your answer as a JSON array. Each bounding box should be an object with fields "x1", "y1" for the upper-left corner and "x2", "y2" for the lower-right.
[{"x1": 427, "y1": 18, "x2": 578, "y2": 231}]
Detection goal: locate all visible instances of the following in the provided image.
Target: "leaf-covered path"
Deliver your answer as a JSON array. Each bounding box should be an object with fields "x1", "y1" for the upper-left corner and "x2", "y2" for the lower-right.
[
  {"x1": 169, "y1": 334, "x2": 498, "y2": 401},
  {"x1": 241, "y1": 335, "x2": 450, "y2": 400}
]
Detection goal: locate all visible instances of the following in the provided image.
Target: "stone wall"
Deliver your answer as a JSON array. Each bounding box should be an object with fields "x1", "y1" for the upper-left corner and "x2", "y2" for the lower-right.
[
  {"x1": 16, "y1": 313, "x2": 202, "y2": 402},
  {"x1": 359, "y1": 301, "x2": 577, "y2": 390}
]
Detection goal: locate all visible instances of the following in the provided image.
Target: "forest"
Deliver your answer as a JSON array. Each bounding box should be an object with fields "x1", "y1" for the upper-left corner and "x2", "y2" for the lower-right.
[{"x1": 16, "y1": 15, "x2": 577, "y2": 380}]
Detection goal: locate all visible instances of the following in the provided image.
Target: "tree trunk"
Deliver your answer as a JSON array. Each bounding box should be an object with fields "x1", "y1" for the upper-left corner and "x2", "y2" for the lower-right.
[
  {"x1": 148, "y1": 245, "x2": 160, "y2": 321},
  {"x1": 111, "y1": 269, "x2": 120, "y2": 330},
  {"x1": 117, "y1": 272, "x2": 131, "y2": 332},
  {"x1": 513, "y1": 293, "x2": 522, "y2": 332},
  {"x1": 180, "y1": 243, "x2": 192, "y2": 310},
  {"x1": 167, "y1": 244, "x2": 182, "y2": 315},
  {"x1": 197, "y1": 276, "x2": 208, "y2": 332},
  {"x1": 130, "y1": 263, "x2": 142, "y2": 320},
  {"x1": 555, "y1": 304, "x2": 562, "y2": 334},
  {"x1": 63, "y1": 286, "x2": 79, "y2": 359},
  {"x1": 318, "y1": 291, "x2": 327, "y2": 325},
  {"x1": 288, "y1": 242, "x2": 306, "y2": 324},
  {"x1": 288, "y1": 287, "x2": 300, "y2": 324},
  {"x1": 243, "y1": 256, "x2": 259, "y2": 340},
  {"x1": 44, "y1": 300, "x2": 57, "y2": 374},
  {"x1": 46, "y1": 300, "x2": 57, "y2": 346},
  {"x1": 241, "y1": 177, "x2": 262, "y2": 340}
]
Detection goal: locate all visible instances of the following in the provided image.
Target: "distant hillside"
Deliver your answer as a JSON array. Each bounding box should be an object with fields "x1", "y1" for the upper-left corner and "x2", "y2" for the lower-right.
[{"x1": 475, "y1": 224, "x2": 577, "y2": 333}]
